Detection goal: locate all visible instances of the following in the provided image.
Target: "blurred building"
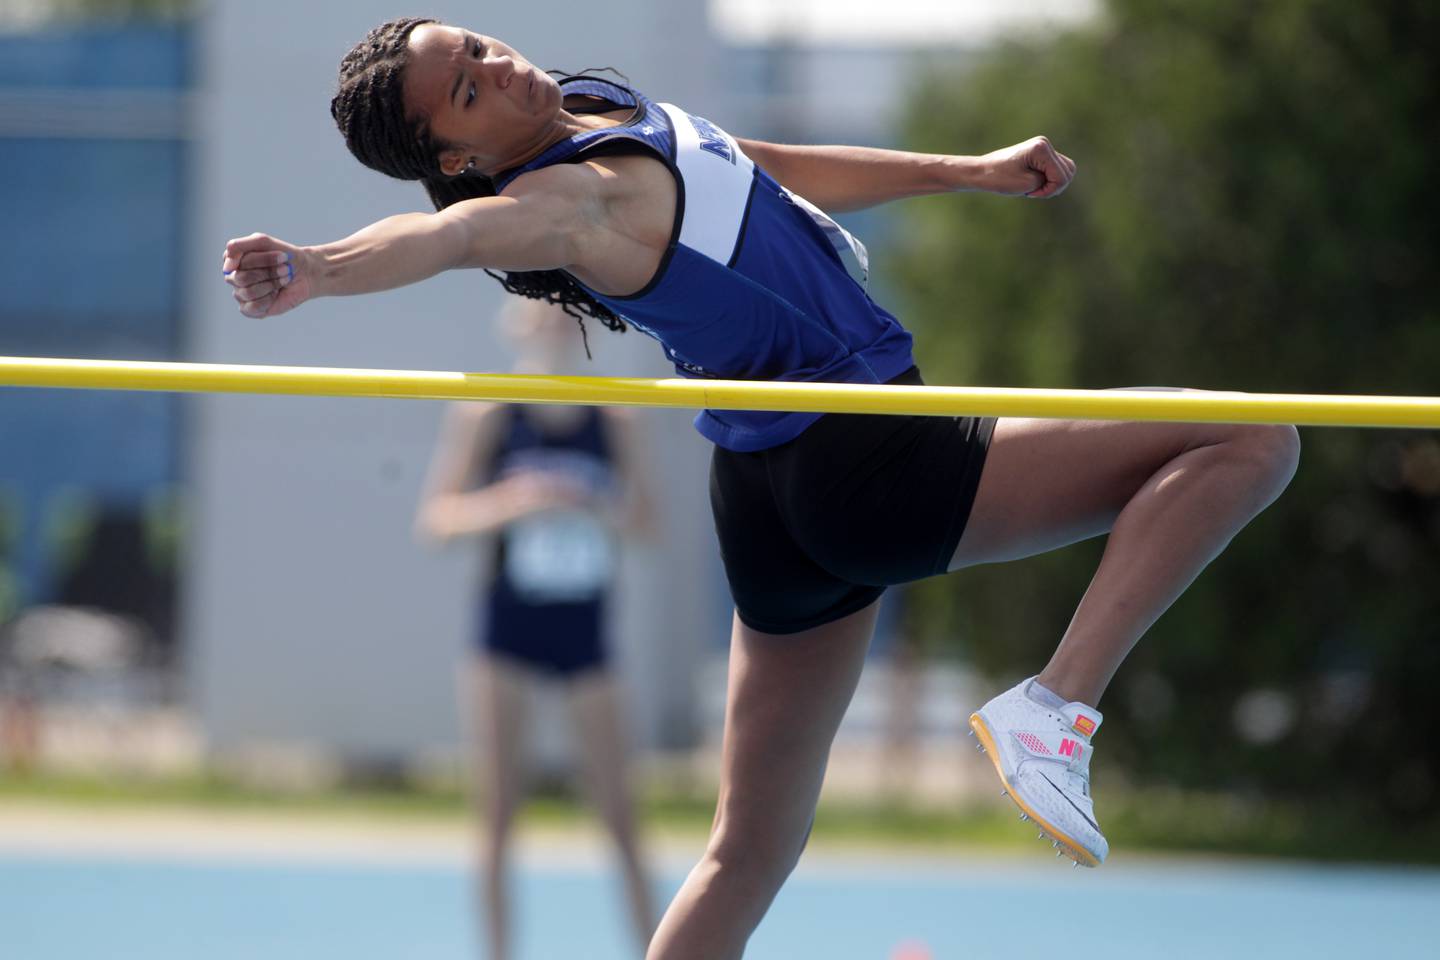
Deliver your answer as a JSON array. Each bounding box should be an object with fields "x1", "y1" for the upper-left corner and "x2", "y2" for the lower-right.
[
  {"x1": 180, "y1": 0, "x2": 730, "y2": 773},
  {"x1": 0, "y1": 23, "x2": 191, "y2": 659}
]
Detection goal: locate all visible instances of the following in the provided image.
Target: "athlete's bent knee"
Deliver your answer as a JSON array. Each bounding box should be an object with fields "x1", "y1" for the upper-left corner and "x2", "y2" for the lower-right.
[{"x1": 1234, "y1": 423, "x2": 1301, "y2": 499}]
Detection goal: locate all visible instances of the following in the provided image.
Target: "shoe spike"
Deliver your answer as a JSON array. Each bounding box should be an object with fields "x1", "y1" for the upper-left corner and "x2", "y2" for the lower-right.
[{"x1": 1019, "y1": 813, "x2": 1029, "y2": 822}]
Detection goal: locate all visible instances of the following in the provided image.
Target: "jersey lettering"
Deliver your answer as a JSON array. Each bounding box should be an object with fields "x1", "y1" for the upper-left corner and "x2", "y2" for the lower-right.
[{"x1": 690, "y1": 114, "x2": 736, "y2": 164}]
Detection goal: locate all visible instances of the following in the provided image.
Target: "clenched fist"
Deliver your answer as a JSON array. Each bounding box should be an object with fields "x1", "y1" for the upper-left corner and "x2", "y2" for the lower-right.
[
  {"x1": 978, "y1": 136, "x2": 1076, "y2": 199},
  {"x1": 222, "y1": 233, "x2": 316, "y2": 318}
]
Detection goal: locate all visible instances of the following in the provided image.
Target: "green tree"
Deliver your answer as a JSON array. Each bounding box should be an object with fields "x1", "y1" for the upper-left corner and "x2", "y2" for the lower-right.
[{"x1": 893, "y1": 0, "x2": 1440, "y2": 822}]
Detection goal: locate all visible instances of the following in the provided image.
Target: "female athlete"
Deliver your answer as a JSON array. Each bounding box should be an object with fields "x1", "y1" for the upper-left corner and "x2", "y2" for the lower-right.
[{"x1": 222, "y1": 17, "x2": 1299, "y2": 958}]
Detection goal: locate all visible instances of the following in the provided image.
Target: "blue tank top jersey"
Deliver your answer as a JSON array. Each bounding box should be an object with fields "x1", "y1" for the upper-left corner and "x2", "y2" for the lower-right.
[
  {"x1": 492, "y1": 78, "x2": 916, "y2": 452},
  {"x1": 484, "y1": 403, "x2": 614, "y2": 490},
  {"x1": 483, "y1": 405, "x2": 616, "y2": 604}
]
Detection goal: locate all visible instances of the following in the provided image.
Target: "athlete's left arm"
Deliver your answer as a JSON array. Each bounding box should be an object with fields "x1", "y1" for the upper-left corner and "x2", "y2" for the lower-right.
[{"x1": 736, "y1": 136, "x2": 1076, "y2": 213}]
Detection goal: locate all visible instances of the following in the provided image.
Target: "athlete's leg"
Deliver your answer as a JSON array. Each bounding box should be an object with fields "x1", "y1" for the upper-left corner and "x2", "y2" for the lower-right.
[
  {"x1": 565, "y1": 669, "x2": 657, "y2": 951},
  {"x1": 951, "y1": 415, "x2": 1300, "y2": 705},
  {"x1": 466, "y1": 655, "x2": 530, "y2": 960},
  {"x1": 646, "y1": 601, "x2": 881, "y2": 960}
]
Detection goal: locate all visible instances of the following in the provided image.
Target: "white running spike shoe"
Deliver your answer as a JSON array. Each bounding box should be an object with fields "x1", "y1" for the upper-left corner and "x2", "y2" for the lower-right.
[{"x1": 969, "y1": 678, "x2": 1108, "y2": 867}]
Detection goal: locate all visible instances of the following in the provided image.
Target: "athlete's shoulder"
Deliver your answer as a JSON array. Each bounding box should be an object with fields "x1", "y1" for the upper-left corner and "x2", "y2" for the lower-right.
[
  {"x1": 599, "y1": 405, "x2": 641, "y2": 428},
  {"x1": 498, "y1": 160, "x2": 594, "y2": 198}
]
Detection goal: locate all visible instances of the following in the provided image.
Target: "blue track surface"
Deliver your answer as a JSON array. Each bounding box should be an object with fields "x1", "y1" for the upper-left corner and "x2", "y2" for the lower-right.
[{"x1": 3, "y1": 851, "x2": 1436, "y2": 959}]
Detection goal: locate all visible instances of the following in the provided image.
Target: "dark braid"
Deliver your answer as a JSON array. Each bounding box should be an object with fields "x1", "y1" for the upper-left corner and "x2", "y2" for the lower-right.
[
  {"x1": 330, "y1": 17, "x2": 628, "y2": 352},
  {"x1": 331, "y1": 17, "x2": 443, "y2": 180}
]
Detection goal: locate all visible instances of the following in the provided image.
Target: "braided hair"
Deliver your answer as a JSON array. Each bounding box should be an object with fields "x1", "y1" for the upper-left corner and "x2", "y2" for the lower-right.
[{"x1": 329, "y1": 17, "x2": 627, "y2": 351}]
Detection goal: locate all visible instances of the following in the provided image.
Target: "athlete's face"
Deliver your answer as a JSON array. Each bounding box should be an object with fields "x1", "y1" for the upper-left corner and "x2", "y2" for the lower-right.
[
  {"x1": 404, "y1": 24, "x2": 564, "y2": 178},
  {"x1": 501, "y1": 301, "x2": 584, "y2": 372}
]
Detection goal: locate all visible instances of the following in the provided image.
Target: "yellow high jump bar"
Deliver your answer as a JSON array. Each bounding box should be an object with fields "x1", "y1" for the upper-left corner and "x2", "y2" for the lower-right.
[{"x1": 2, "y1": 356, "x2": 1438, "y2": 429}]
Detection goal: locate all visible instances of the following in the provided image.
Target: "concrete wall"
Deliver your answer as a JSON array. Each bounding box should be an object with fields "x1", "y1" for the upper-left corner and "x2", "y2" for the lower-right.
[{"x1": 183, "y1": 0, "x2": 729, "y2": 762}]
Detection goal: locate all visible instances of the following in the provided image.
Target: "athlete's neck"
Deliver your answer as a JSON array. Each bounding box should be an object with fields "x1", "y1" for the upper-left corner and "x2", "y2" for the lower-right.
[{"x1": 496, "y1": 110, "x2": 626, "y2": 174}]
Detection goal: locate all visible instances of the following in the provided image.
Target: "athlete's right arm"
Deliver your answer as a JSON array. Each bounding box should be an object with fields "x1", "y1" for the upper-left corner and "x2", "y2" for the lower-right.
[
  {"x1": 222, "y1": 168, "x2": 589, "y2": 319},
  {"x1": 414, "y1": 403, "x2": 588, "y2": 543}
]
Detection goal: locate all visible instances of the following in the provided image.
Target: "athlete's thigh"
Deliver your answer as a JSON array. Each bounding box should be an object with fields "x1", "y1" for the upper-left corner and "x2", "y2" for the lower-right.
[
  {"x1": 565, "y1": 672, "x2": 636, "y2": 820},
  {"x1": 949, "y1": 415, "x2": 1237, "y2": 569},
  {"x1": 714, "y1": 601, "x2": 879, "y2": 852},
  {"x1": 468, "y1": 655, "x2": 529, "y2": 811}
]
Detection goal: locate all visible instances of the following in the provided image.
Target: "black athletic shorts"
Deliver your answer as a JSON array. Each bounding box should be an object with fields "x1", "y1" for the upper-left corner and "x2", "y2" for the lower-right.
[{"x1": 709, "y1": 367, "x2": 995, "y2": 634}]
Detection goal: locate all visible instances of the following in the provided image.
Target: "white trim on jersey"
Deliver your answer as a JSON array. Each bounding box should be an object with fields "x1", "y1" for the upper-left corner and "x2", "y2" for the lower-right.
[
  {"x1": 659, "y1": 102, "x2": 756, "y2": 266},
  {"x1": 781, "y1": 189, "x2": 871, "y2": 289}
]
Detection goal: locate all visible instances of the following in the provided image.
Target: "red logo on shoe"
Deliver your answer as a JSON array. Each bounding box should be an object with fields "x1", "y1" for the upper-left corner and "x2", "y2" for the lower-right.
[
  {"x1": 1072, "y1": 715, "x2": 1096, "y2": 737},
  {"x1": 1058, "y1": 738, "x2": 1083, "y2": 760},
  {"x1": 1016, "y1": 732, "x2": 1052, "y2": 755}
]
